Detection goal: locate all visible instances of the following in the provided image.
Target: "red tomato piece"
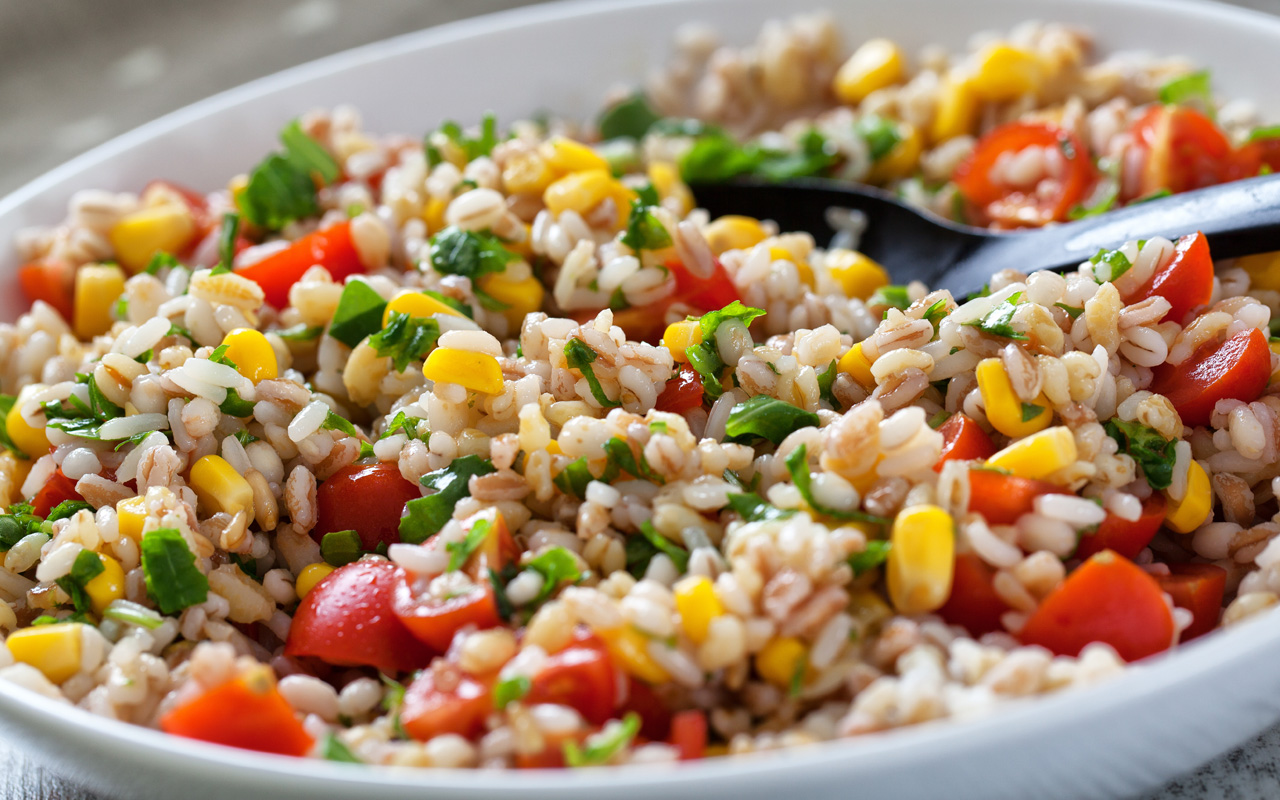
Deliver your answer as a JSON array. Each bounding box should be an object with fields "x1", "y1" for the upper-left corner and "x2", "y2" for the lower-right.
[
  {"x1": 392, "y1": 577, "x2": 502, "y2": 653},
  {"x1": 235, "y1": 220, "x2": 365, "y2": 309},
  {"x1": 525, "y1": 630, "x2": 618, "y2": 725},
  {"x1": 18, "y1": 259, "x2": 76, "y2": 322},
  {"x1": 1158, "y1": 563, "x2": 1227, "y2": 641},
  {"x1": 967, "y1": 469, "x2": 1069, "y2": 527},
  {"x1": 937, "y1": 552, "x2": 1012, "y2": 637},
  {"x1": 311, "y1": 463, "x2": 422, "y2": 551},
  {"x1": 655, "y1": 365, "x2": 706, "y2": 415},
  {"x1": 469, "y1": 511, "x2": 521, "y2": 578},
  {"x1": 953, "y1": 122, "x2": 1095, "y2": 227},
  {"x1": 1020, "y1": 549, "x2": 1175, "y2": 662},
  {"x1": 1121, "y1": 231, "x2": 1213, "y2": 324},
  {"x1": 401, "y1": 668, "x2": 492, "y2": 742},
  {"x1": 31, "y1": 469, "x2": 83, "y2": 517},
  {"x1": 623, "y1": 678, "x2": 673, "y2": 741},
  {"x1": 670, "y1": 257, "x2": 742, "y2": 312},
  {"x1": 934, "y1": 413, "x2": 997, "y2": 471},
  {"x1": 1125, "y1": 107, "x2": 1232, "y2": 199},
  {"x1": 1225, "y1": 137, "x2": 1280, "y2": 182},
  {"x1": 670, "y1": 710, "x2": 708, "y2": 761},
  {"x1": 160, "y1": 671, "x2": 313, "y2": 757},
  {"x1": 1150, "y1": 328, "x2": 1271, "y2": 428},
  {"x1": 284, "y1": 560, "x2": 434, "y2": 674},
  {"x1": 1076, "y1": 493, "x2": 1166, "y2": 561}
]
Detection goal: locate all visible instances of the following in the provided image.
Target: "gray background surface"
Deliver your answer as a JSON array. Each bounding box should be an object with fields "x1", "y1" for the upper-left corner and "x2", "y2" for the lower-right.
[{"x1": 3, "y1": 0, "x2": 1280, "y2": 797}]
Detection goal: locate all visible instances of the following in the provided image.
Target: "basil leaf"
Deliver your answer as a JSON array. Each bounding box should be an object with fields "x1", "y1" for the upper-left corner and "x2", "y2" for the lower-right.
[
  {"x1": 319, "y1": 733, "x2": 362, "y2": 764},
  {"x1": 1158, "y1": 70, "x2": 1214, "y2": 118},
  {"x1": 280, "y1": 119, "x2": 341, "y2": 185},
  {"x1": 140, "y1": 528, "x2": 209, "y2": 615},
  {"x1": 399, "y1": 455, "x2": 495, "y2": 544},
  {"x1": 564, "y1": 338, "x2": 621, "y2": 408},
  {"x1": 603, "y1": 436, "x2": 662, "y2": 483},
  {"x1": 724, "y1": 395, "x2": 819, "y2": 445},
  {"x1": 145, "y1": 252, "x2": 182, "y2": 276},
  {"x1": 369, "y1": 311, "x2": 441, "y2": 373},
  {"x1": 321, "y1": 410, "x2": 361, "y2": 439},
  {"x1": 726, "y1": 492, "x2": 796, "y2": 523},
  {"x1": 867, "y1": 285, "x2": 910, "y2": 311},
  {"x1": 598, "y1": 93, "x2": 661, "y2": 141},
  {"x1": 1104, "y1": 418, "x2": 1176, "y2": 490},
  {"x1": 1055, "y1": 303, "x2": 1084, "y2": 319},
  {"x1": 553, "y1": 457, "x2": 597, "y2": 499},
  {"x1": 525, "y1": 546, "x2": 583, "y2": 604},
  {"x1": 56, "y1": 549, "x2": 106, "y2": 614},
  {"x1": 237, "y1": 153, "x2": 320, "y2": 231},
  {"x1": 696, "y1": 300, "x2": 766, "y2": 340},
  {"x1": 855, "y1": 115, "x2": 903, "y2": 162},
  {"x1": 328, "y1": 281, "x2": 388, "y2": 348},
  {"x1": 212, "y1": 213, "x2": 240, "y2": 275},
  {"x1": 620, "y1": 200, "x2": 673, "y2": 253},
  {"x1": 963, "y1": 291, "x2": 1028, "y2": 341},
  {"x1": 427, "y1": 226, "x2": 518, "y2": 280},
  {"x1": 636, "y1": 521, "x2": 688, "y2": 572},
  {"x1": 425, "y1": 113, "x2": 500, "y2": 165},
  {"x1": 47, "y1": 500, "x2": 94, "y2": 523}
]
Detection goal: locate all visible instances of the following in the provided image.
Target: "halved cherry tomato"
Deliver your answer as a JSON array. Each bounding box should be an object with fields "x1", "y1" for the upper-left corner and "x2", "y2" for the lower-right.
[
  {"x1": 401, "y1": 668, "x2": 492, "y2": 741},
  {"x1": 1076, "y1": 493, "x2": 1167, "y2": 561},
  {"x1": 1124, "y1": 107, "x2": 1232, "y2": 200},
  {"x1": 471, "y1": 511, "x2": 521, "y2": 577},
  {"x1": 669, "y1": 257, "x2": 741, "y2": 312},
  {"x1": 285, "y1": 559, "x2": 433, "y2": 674},
  {"x1": 656, "y1": 365, "x2": 706, "y2": 415},
  {"x1": 1225, "y1": 136, "x2": 1280, "y2": 182},
  {"x1": 525, "y1": 629, "x2": 618, "y2": 725},
  {"x1": 311, "y1": 462, "x2": 422, "y2": 551},
  {"x1": 934, "y1": 413, "x2": 997, "y2": 471},
  {"x1": 18, "y1": 259, "x2": 76, "y2": 322},
  {"x1": 392, "y1": 578, "x2": 501, "y2": 652},
  {"x1": 574, "y1": 300, "x2": 672, "y2": 345},
  {"x1": 670, "y1": 710, "x2": 708, "y2": 761},
  {"x1": 1121, "y1": 231, "x2": 1213, "y2": 324},
  {"x1": 937, "y1": 552, "x2": 1011, "y2": 637},
  {"x1": 623, "y1": 677, "x2": 673, "y2": 741},
  {"x1": 235, "y1": 220, "x2": 365, "y2": 309},
  {"x1": 31, "y1": 469, "x2": 83, "y2": 518},
  {"x1": 160, "y1": 669, "x2": 313, "y2": 757},
  {"x1": 953, "y1": 122, "x2": 1095, "y2": 227},
  {"x1": 1019, "y1": 549, "x2": 1175, "y2": 662},
  {"x1": 1157, "y1": 563, "x2": 1227, "y2": 642},
  {"x1": 967, "y1": 469, "x2": 1069, "y2": 527},
  {"x1": 1150, "y1": 328, "x2": 1271, "y2": 428},
  {"x1": 143, "y1": 179, "x2": 214, "y2": 238}
]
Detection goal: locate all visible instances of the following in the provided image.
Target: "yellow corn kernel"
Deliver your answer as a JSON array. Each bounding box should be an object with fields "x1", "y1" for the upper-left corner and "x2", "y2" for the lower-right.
[
  {"x1": 422, "y1": 197, "x2": 448, "y2": 234},
  {"x1": 834, "y1": 38, "x2": 906, "y2": 105},
  {"x1": 543, "y1": 137, "x2": 610, "y2": 175},
  {"x1": 599, "y1": 626, "x2": 670, "y2": 683},
  {"x1": 648, "y1": 162, "x2": 694, "y2": 217},
  {"x1": 6, "y1": 623, "x2": 83, "y2": 684},
  {"x1": 384, "y1": 290, "x2": 467, "y2": 324},
  {"x1": 546, "y1": 439, "x2": 563, "y2": 455},
  {"x1": 755, "y1": 636, "x2": 809, "y2": 689},
  {"x1": 838, "y1": 341, "x2": 876, "y2": 391},
  {"x1": 970, "y1": 43, "x2": 1044, "y2": 101},
  {"x1": 296, "y1": 563, "x2": 336, "y2": 598},
  {"x1": 1238, "y1": 251, "x2": 1280, "y2": 293},
  {"x1": 1165, "y1": 460, "x2": 1212, "y2": 534},
  {"x1": 887, "y1": 504, "x2": 955, "y2": 614},
  {"x1": 662, "y1": 321, "x2": 703, "y2": 363},
  {"x1": 827, "y1": 251, "x2": 890, "y2": 301},
  {"x1": 866, "y1": 122, "x2": 924, "y2": 184},
  {"x1": 219, "y1": 328, "x2": 278, "y2": 383},
  {"x1": 116, "y1": 496, "x2": 146, "y2": 541},
  {"x1": 477, "y1": 272, "x2": 544, "y2": 330},
  {"x1": 72, "y1": 264, "x2": 126, "y2": 340},
  {"x1": 975, "y1": 358, "x2": 1052, "y2": 438},
  {"x1": 986, "y1": 426, "x2": 1078, "y2": 480},
  {"x1": 674, "y1": 576, "x2": 723, "y2": 644},
  {"x1": 189, "y1": 454, "x2": 254, "y2": 517},
  {"x1": 702, "y1": 216, "x2": 769, "y2": 256},
  {"x1": 422, "y1": 348, "x2": 504, "y2": 395},
  {"x1": 6, "y1": 385, "x2": 48, "y2": 459},
  {"x1": 228, "y1": 174, "x2": 249, "y2": 210},
  {"x1": 768, "y1": 246, "x2": 815, "y2": 288},
  {"x1": 543, "y1": 169, "x2": 635, "y2": 228},
  {"x1": 849, "y1": 457, "x2": 882, "y2": 495},
  {"x1": 108, "y1": 204, "x2": 196, "y2": 274},
  {"x1": 502, "y1": 150, "x2": 555, "y2": 195},
  {"x1": 930, "y1": 76, "x2": 978, "y2": 143},
  {"x1": 85, "y1": 554, "x2": 125, "y2": 615}
]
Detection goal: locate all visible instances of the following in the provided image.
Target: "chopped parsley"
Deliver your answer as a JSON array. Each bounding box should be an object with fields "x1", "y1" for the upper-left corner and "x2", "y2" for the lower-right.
[
  {"x1": 598, "y1": 93, "x2": 661, "y2": 141},
  {"x1": 724, "y1": 395, "x2": 820, "y2": 445},
  {"x1": 1158, "y1": 70, "x2": 1214, "y2": 118},
  {"x1": 726, "y1": 492, "x2": 796, "y2": 523},
  {"x1": 962, "y1": 291, "x2": 1027, "y2": 341},
  {"x1": 1104, "y1": 418, "x2": 1176, "y2": 490},
  {"x1": 564, "y1": 338, "x2": 621, "y2": 408},
  {"x1": 1090, "y1": 247, "x2": 1134, "y2": 283},
  {"x1": 855, "y1": 115, "x2": 903, "y2": 161},
  {"x1": 564, "y1": 712, "x2": 640, "y2": 767},
  {"x1": 321, "y1": 410, "x2": 361, "y2": 438},
  {"x1": 427, "y1": 226, "x2": 518, "y2": 280},
  {"x1": 327, "y1": 280, "x2": 388, "y2": 348},
  {"x1": 784, "y1": 444, "x2": 889, "y2": 524},
  {"x1": 380, "y1": 410, "x2": 430, "y2": 442},
  {"x1": 620, "y1": 199, "x2": 673, "y2": 253},
  {"x1": 524, "y1": 546, "x2": 583, "y2": 604},
  {"x1": 446, "y1": 517, "x2": 491, "y2": 572},
  {"x1": 493, "y1": 674, "x2": 532, "y2": 710},
  {"x1": 55, "y1": 549, "x2": 105, "y2": 614},
  {"x1": 369, "y1": 311, "x2": 441, "y2": 372},
  {"x1": 238, "y1": 120, "x2": 340, "y2": 230},
  {"x1": 848, "y1": 540, "x2": 891, "y2": 577},
  {"x1": 424, "y1": 113, "x2": 500, "y2": 166},
  {"x1": 867, "y1": 285, "x2": 910, "y2": 311},
  {"x1": 140, "y1": 528, "x2": 209, "y2": 615},
  {"x1": 399, "y1": 455, "x2": 495, "y2": 544}
]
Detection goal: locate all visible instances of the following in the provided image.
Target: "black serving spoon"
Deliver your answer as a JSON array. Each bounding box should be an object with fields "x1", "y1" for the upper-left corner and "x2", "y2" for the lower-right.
[{"x1": 688, "y1": 173, "x2": 1280, "y2": 299}]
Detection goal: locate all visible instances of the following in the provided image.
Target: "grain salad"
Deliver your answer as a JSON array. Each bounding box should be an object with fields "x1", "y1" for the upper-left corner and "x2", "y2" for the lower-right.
[{"x1": 3, "y1": 15, "x2": 1280, "y2": 770}]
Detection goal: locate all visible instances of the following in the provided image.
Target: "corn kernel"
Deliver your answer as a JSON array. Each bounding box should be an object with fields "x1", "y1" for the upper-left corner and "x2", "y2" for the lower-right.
[
  {"x1": 931, "y1": 76, "x2": 978, "y2": 143},
  {"x1": 219, "y1": 328, "x2": 278, "y2": 383},
  {"x1": 970, "y1": 43, "x2": 1044, "y2": 101},
  {"x1": 543, "y1": 169, "x2": 634, "y2": 229},
  {"x1": 834, "y1": 38, "x2": 906, "y2": 105},
  {"x1": 502, "y1": 150, "x2": 555, "y2": 195},
  {"x1": 886, "y1": 504, "x2": 955, "y2": 614},
  {"x1": 228, "y1": 174, "x2": 249, "y2": 209},
  {"x1": 768, "y1": 246, "x2": 815, "y2": 288},
  {"x1": 702, "y1": 216, "x2": 768, "y2": 256},
  {"x1": 599, "y1": 626, "x2": 670, "y2": 683},
  {"x1": 384, "y1": 290, "x2": 467, "y2": 324},
  {"x1": 755, "y1": 636, "x2": 809, "y2": 689},
  {"x1": 296, "y1": 563, "x2": 335, "y2": 598},
  {"x1": 866, "y1": 122, "x2": 924, "y2": 183},
  {"x1": 85, "y1": 554, "x2": 125, "y2": 615},
  {"x1": 6, "y1": 385, "x2": 48, "y2": 459},
  {"x1": 1165, "y1": 460, "x2": 1212, "y2": 534},
  {"x1": 674, "y1": 576, "x2": 723, "y2": 644},
  {"x1": 986, "y1": 426, "x2": 1077, "y2": 480},
  {"x1": 827, "y1": 251, "x2": 890, "y2": 300},
  {"x1": 422, "y1": 347, "x2": 505, "y2": 395},
  {"x1": 189, "y1": 454, "x2": 254, "y2": 517},
  {"x1": 476, "y1": 272, "x2": 544, "y2": 330},
  {"x1": 72, "y1": 264, "x2": 126, "y2": 340},
  {"x1": 975, "y1": 358, "x2": 1052, "y2": 438},
  {"x1": 648, "y1": 162, "x2": 694, "y2": 216},
  {"x1": 546, "y1": 439, "x2": 563, "y2": 455},
  {"x1": 662, "y1": 321, "x2": 703, "y2": 363},
  {"x1": 422, "y1": 197, "x2": 448, "y2": 234},
  {"x1": 6, "y1": 623, "x2": 83, "y2": 684},
  {"x1": 1238, "y1": 251, "x2": 1280, "y2": 293},
  {"x1": 543, "y1": 138, "x2": 610, "y2": 175},
  {"x1": 838, "y1": 341, "x2": 876, "y2": 391},
  {"x1": 108, "y1": 204, "x2": 196, "y2": 274},
  {"x1": 116, "y1": 496, "x2": 146, "y2": 541}
]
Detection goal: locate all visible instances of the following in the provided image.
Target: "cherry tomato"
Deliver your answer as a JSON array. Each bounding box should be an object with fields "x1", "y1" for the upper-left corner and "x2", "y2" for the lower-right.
[
  {"x1": 468, "y1": 511, "x2": 521, "y2": 578},
  {"x1": 1076, "y1": 493, "x2": 1166, "y2": 561},
  {"x1": 401, "y1": 668, "x2": 492, "y2": 742},
  {"x1": 311, "y1": 463, "x2": 422, "y2": 551},
  {"x1": 623, "y1": 677, "x2": 673, "y2": 741},
  {"x1": 574, "y1": 300, "x2": 672, "y2": 345},
  {"x1": 669, "y1": 257, "x2": 742, "y2": 312},
  {"x1": 160, "y1": 670, "x2": 313, "y2": 757},
  {"x1": 934, "y1": 413, "x2": 997, "y2": 471},
  {"x1": 937, "y1": 552, "x2": 1011, "y2": 637},
  {"x1": 236, "y1": 220, "x2": 365, "y2": 309},
  {"x1": 1019, "y1": 549, "x2": 1175, "y2": 662},
  {"x1": 284, "y1": 559, "x2": 433, "y2": 674},
  {"x1": 1121, "y1": 231, "x2": 1213, "y2": 324},
  {"x1": 31, "y1": 469, "x2": 84, "y2": 518},
  {"x1": 1150, "y1": 328, "x2": 1271, "y2": 428},
  {"x1": 1225, "y1": 136, "x2": 1280, "y2": 182},
  {"x1": 670, "y1": 710, "x2": 708, "y2": 761},
  {"x1": 656, "y1": 365, "x2": 706, "y2": 415},
  {"x1": 967, "y1": 469, "x2": 1069, "y2": 527},
  {"x1": 525, "y1": 629, "x2": 618, "y2": 725},
  {"x1": 1124, "y1": 107, "x2": 1232, "y2": 199},
  {"x1": 392, "y1": 577, "x2": 501, "y2": 652},
  {"x1": 953, "y1": 122, "x2": 1095, "y2": 227},
  {"x1": 1157, "y1": 563, "x2": 1227, "y2": 641},
  {"x1": 18, "y1": 259, "x2": 76, "y2": 322}
]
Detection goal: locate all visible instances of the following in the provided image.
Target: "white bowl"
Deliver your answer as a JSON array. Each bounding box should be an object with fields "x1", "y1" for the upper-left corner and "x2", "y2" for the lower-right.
[{"x1": 3, "y1": 0, "x2": 1280, "y2": 797}]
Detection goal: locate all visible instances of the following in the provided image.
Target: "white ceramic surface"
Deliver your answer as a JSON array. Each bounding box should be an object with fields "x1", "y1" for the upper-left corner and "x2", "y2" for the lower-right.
[{"x1": 3, "y1": 0, "x2": 1280, "y2": 798}]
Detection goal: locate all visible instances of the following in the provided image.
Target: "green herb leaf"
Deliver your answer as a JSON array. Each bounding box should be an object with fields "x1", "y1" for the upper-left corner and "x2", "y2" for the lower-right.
[
  {"x1": 102, "y1": 600, "x2": 164, "y2": 629},
  {"x1": 564, "y1": 713, "x2": 641, "y2": 768},
  {"x1": 726, "y1": 492, "x2": 796, "y2": 523},
  {"x1": 525, "y1": 546, "x2": 583, "y2": 604},
  {"x1": 379, "y1": 674, "x2": 409, "y2": 740},
  {"x1": 427, "y1": 226, "x2": 519, "y2": 280},
  {"x1": 867, "y1": 285, "x2": 910, "y2": 310},
  {"x1": 328, "y1": 281, "x2": 388, "y2": 348},
  {"x1": 444, "y1": 517, "x2": 491, "y2": 572},
  {"x1": 47, "y1": 500, "x2": 94, "y2": 523},
  {"x1": 1020, "y1": 402, "x2": 1045, "y2": 422},
  {"x1": 400, "y1": 455, "x2": 495, "y2": 544},
  {"x1": 144, "y1": 252, "x2": 181, "y2": 276},
  {"x1": 140, "y1": 528, "x2": 209, "y2": 615},
  {"x1": 220, "y1": 388, "x2": 256, "y2": 418},
  {"x1": 55, "y1": 549, "x2": 105, "y2": 614},
  {"x1": 696, "y1": 301, "x2": 766, "y2": 340},
  {"x1": 320, "y1": 530, "x2": 363, "y2": 567},
  {"x1": 724, "y1": 395, "x2": 820, "y2": 445},
  {"x1": 679, "y1": 132, "x2": 764, "y2": 183},
  {"x1": 280, "y1": 119, "x2": 341, "y2": 185},
  {"x1": 817, "y1": 360, "x2": 840, "y2": 410},
  {"x1": 237, "y1": 153, "x2": 320, "y2": 231},
  {"x1": 321, "y1": 410, "x2": 361, "y2": 439},
  {"x1": 1104, "y1": 418, "x2": 1176, "y2": 490},
  {"x1": 1248, "y1": 125, "x2": 1280, "y2": 143},
  {"x1": 751, "y1": 128, "x2": 840, "y2": 182},
  {"x1": 603, "y1": 436, "x2": 662, "y2": 483},
  {"x1": 962, "y1": 291, "x2": 1028, "y2": 340},
  {"x1": 380, "y1": 411, "x2": 429, "y2": 442},
  {"x1": 553, "y1": 457, "x2": 597, "y2": 499},
  {"x1": 274, "y1": 323, "x2": 323, "y2": 342},
  {"x1": 493, "y1": 675, "x2": 531, "y2": 710},
  {"x1": 369, "y1": 311, "x2": 442, "y2": 373},
  {"x1": 564, "y1": 338, "x2": 621, "y2": 408},
  {"x1": 319, "y1": 733, "x2": 362, "y2": 764},
  {"x1": 422, "y1": 289, "x2": 473, "y2": 318},
  {"x1": 784, "y1": 444, "x2": 889, "y2": 524},
  {"x1": 1158, "y1": 70, "x2": 1213, "y2": 117},
  {"x1": 598, "y1": 93, "x2": 661, "y2": 141},
  {"x1": 621, "y1": 199, "x2": 673, "y2": 253},
  {"x1": 233, "y1": 429, "x2": 260, "y2": 445},
  {"x1": 489, "y1": 566, "x2": 514, "y2": 621},
  {"x1": 1090, "y1": 246, "x2": 1134, "y2": 283},
  {"x1": 789, "y1": 652, "x2": 808, "y2": 698},
  {"x1": 212, "y1": 213, "x2": 240, "y2": 275},
  {"x1": 636, "y1": 521, "x2": 689, "y2": 573},
  {"x1": 855, "y1": 115, "x2": 903, "y2": 161},
  {"x1": 848, "y1": 540, "x2": 891, "y2": 576},
  {"x1": 425, "y1": 113, "x2": 500, "y2": 166},
  {"x1": 1054, "y1": 303, "x2": 1084, "y2": 319}
]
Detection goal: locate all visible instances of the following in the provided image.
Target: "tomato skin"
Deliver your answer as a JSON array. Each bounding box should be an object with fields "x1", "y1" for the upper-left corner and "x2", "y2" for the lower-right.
[
  {"x1": 623, "y1": 677, "x2": 673, "y2": 741},
  {"x1": 160, "y1": 673, "x2": 313, "y2": 757},
  {"x1": 311, "y1": 463, "x2": 422, "y2": 551},
  {"x1": 1226, "y1": 138, "x2": 1280, "y2": 182},
  {"x1": 143, "y1": 179, "x2": 214, "y2": 239},
  {"x1": 1122, "y1": 232, "x2": 1213, "y2": 325},
  {"x1": 1126, "y1": 107, "x2": 1232, "y2": 199},
  {"x1": 934, "y1": 414, "x2": 997, "y2": 471},
  {"x1": 656, "y1": 365, "x2": 706, "y2": 415},
  {"x1": 1150, "y1": 328, "x2": 1271, "y2": 428},
  {"x1": 937, "y1": 553, "x2": 1011, "y2": 637},
  {"x1": 670, "y1": 257, "x2": 741, "y2": 312},
  {"x1": 525, "y1": 630, "x2": 618, "y2": 725},
  {"x1": 235, "y1": 220, "x2": 365, "y2": 309},
  {"x1": 576, "y1": 300, "x2": 672, "y2": 344},
  {"x1": 670, "y1": 710, "x2": 708, "y2": 761},
  {"x1": 284, "y1": 560, "x2": 434, "y2": 674},
  {"x1": 1157, "y1": 563, "x2": 1227, "y2": 641},
  {"x1": 967, "y1": 469, "x2": 1068, "y2": 527},
  {"x1": 18, "y1": 259, "x2": 76, "y2": 322},
  {"x1": 1020, "y1": 549, "x2": 1175, "y2": 662},
  {"x1": 1076, "y1": 493, "x2": 1167, "y2": 561},
  {"x1": 31, "y1": 469, "x2": 83, "y2": 517},
  {"x1": 953, "y1": 122, "x2": 1095, "y2": 227},
  {"x1": 401, "y1": 669, "x2": 492, "y2": 742},
  {"x1": 392, "y1": 579, "x2": 502, "y2": 652}
]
